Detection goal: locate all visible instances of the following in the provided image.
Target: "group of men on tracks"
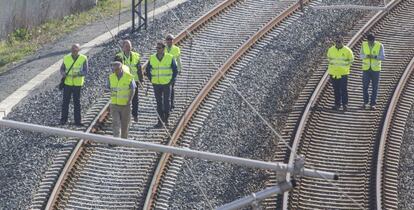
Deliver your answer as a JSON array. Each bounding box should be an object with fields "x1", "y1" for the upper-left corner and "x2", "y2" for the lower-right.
[
  {"x1": 327, "y1": 33, "x2": 385, "y2": 111},
  {"x1": 59, "y1": 34, "x2": 182, "y2": 139},
  {"x1": 58, "y1": 32, "x2": 384, "y2": 139}
]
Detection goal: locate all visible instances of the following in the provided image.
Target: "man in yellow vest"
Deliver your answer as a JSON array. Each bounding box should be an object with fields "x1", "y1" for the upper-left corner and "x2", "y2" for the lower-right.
[
  {"x1": 59, "y1": 44, "x2": 88, "y2": 126},
  {"x1": 165, "y1": 34, "x2": 182, "y2": 111},
  {"x1": 108, "y1": 61, "x2": 136, "y2": 138},
  {"x1": 360, "y1": 34, "x2": 385, "y2": 110},
  {"x1": 116, "y1": 40, "x2": 142, "y2": 122},
  {"x1": 327, "y1": 36, "x2": 354, "y2": 111},
  {"x1": 146, "y1": 42, "x2": 178, "y2": 128}
]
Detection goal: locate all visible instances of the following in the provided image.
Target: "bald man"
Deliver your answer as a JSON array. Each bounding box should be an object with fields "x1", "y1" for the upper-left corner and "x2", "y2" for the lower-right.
[
  {"x1": 59, "y1": 44, "x2": 88, "y2": 126},
  {"x1": 116, "y1": 40, "x2": 142, "y2": 123}
]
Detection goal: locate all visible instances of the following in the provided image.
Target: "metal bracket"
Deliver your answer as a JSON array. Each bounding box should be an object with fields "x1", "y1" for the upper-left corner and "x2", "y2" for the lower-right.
[
  {"x1": 251, "y1": 193, "x2": 261, "y2": 210},
  {"x1": 293, "y1": 155, "x2": 305, "y2": 177}
]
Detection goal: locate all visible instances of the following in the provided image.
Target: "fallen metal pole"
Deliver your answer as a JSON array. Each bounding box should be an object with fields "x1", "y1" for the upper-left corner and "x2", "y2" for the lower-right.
[
  {"x1": 216, "y1": 181, "x2": 295, "y2": 210},
  {"x1": 0, "y1": 119, "x2": 338, "y2": 180}
]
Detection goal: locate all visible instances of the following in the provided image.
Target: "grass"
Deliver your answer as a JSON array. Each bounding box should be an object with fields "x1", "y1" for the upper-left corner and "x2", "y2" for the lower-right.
[{"x1": 0, "y1": 0, "x2": 131, "y2": 73}]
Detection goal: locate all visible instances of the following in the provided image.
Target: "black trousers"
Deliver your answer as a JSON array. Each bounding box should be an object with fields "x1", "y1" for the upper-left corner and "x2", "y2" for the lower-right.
[
  {"x1": 331, "y1": 75, "x2": 348, "y2": 107},
  {"x1": 132, "y1": 82, "x2": 139, "y2": 117},
  {"x1": 170, "y1": 80, "x2": 175, "y2": 109},
  {"x1": 153, "y1": 84, "x2": 170, "y2": 122},
  {"x1": 61, "y1": 85, "x2": 81, "y2": 124}
]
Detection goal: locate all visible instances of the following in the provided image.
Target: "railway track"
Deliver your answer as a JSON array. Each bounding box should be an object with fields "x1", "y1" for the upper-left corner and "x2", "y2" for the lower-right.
[
  {"x1": 30, "y1": 0, "x2": 308, "y2": 209},
  {"x1": 145, "y1": 0, "x2": 319, "y2": 208},
  {"x1": 261, "y1": 0, "x2": 414, "y2": 209}
]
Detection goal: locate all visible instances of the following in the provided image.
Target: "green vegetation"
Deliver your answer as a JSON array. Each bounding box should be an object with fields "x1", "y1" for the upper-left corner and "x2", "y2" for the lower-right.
[{"x1": 0, "y1": 0, "x2": 130, "y2": 73}]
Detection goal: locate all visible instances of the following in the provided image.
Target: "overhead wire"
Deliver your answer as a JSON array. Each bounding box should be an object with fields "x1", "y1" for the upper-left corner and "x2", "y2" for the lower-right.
[
  {"x1": 159, "y1": 1, "x2": 368, "y2": 209},
  {"x1": 96, "y1": 0, "x2": 363, "y2": 208},
  {"x1": 95, "y1": 1, "x2": 122, "y2": 51},
  {"x1": 118, "y1": 0, "x2": 122, "y2": 33}
]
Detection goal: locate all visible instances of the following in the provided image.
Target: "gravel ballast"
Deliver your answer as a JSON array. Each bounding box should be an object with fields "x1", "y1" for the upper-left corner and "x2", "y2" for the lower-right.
[
  {"x1": 0, "y1": 0, "x2": 222, "y2": 208},
  {"x1": 398, "y1": 109, "x2": 414, "y2": 210},
  {"x1": 166, "y1": 1, "x2": 380, "y2": 209}
]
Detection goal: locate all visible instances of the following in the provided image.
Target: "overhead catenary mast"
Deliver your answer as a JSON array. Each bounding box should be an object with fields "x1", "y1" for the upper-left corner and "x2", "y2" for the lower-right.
[{"x1": 132, "y1": 0, "x2": 148, "y2": 32}]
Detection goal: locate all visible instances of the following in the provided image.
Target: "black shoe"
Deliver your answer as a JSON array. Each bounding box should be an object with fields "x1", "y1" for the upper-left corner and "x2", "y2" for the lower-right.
[
  {"x1": 153, "y1": 121, "x2": 163, "y2": 129},
  {"x1": 343, "y1": 105, "x2": 348, "y2": 112},
  {"x1": 133, "y1": 116, "x2": 138, "y2": 123},
  {"x1": 170, "y1": 105, "x2": 175, "y2": 111},
  {"x1": 332, "y1": 105, "x2": 339, "y2": 111},
  {"x1": 74, "y1": 122, "x2": 84, "y2": 127}
]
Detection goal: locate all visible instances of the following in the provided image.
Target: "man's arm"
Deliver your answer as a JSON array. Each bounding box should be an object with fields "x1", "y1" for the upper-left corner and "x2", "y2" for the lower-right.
[
  {"x1": 171, "y1": 59, "x2": 178, "y2": 81},
  {"x1": 176, "y1": 56, "x2": 182, "y2": 73},
  {"x1": 376, "y1": 44, "x2": 385, "y2": 61},
  {"x1": 128, "y1": 79, "x2": 137, "y2": 104},
  {"x1": 107, "y1": 78, "x2": 111, "y2": 90},
  {"x1": 136, "y1": 61, "x2": 143, "y2": 82},
  {"x1": 80, "y1": 59, "x2": 89, "y2": 76},
  {"x1": 146, "y1": 63, "x2": 152, "y2": 81},
  {"x1": 176, "y1": 47, "x2": 182, "y2": 73},
  {"x1": 60, "y1": 63, "x2": 66, "y2": 77}
]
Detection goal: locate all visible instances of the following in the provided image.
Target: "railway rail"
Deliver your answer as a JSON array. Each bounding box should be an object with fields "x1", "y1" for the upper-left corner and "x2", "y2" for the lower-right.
[
  {"x1": 30, "y1": 0, "x2": 309, "y2": 209},
  {"x1": 145, "y1": 0, "x2": 317, "y2": 208},
  {"x1": 261, "y1": 0, "x2": 414, "y2": 209}
]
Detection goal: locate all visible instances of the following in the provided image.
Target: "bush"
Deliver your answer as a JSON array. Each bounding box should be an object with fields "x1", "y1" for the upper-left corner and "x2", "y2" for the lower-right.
[{"x1": 9, "y1": 28, "x2": 32, "y2": 43}]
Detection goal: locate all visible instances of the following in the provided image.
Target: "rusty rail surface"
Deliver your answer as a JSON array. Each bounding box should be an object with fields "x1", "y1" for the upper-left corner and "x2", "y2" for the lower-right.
[
  {"x1": 143, "y1": 0, "x2": 312, "y2": 209},
  {"x1": 376, "y1": 57, "x2": 414, "y2": 209},
  {"x1": 45, "y1": 102, "x2": 110, "y2": 209},
  {"x1": 283, "y1": 0, "x2": 412, "y2": 209}
]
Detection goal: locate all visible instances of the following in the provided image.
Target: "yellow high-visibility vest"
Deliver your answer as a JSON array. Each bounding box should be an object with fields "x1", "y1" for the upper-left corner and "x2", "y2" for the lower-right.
[
  {"x1": 327, "y1": 45, "x2": 354, "y2": 79},
  {"x1": 63, "y1": 54, "x2": 87, "y2": 86},
  {"x1": 109, "y1": 72, "x2": 133, "y2": 105},
  {"x1": 149, "y1": 53, "x2": 174, "y2": 85},
  {"x1": 362, "y1": 41, "x2": 382, "y2": 71},
  {"x1": 165, "y1": 45, "x2": 181, "y2": 59},
  {"x1": 116, "y1": 51, "x2": 140, "y2": 80}
]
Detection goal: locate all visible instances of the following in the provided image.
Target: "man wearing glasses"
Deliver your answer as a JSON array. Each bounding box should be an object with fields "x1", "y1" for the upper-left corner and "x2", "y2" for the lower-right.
[{"x1": 146, "y1": 42, "x2": 178, "y2": 128}]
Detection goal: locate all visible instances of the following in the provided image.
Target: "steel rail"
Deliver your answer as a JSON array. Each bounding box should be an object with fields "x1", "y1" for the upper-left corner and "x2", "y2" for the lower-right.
[
  {"x1": 282, "y1": 0, "x2": 408, "y2": 209},
  {"x1": 43, "y1": 0, "x2": 256, "y2": 209},
  {"x1": 143, "y1": 0, "x2": 312, "y2": 209},
  {"x1": 45, "y1": 102, "x2": 110, "y2": 209},
  {"x1": 376, "y1": 57, "x2": 414, "y2": 209}
]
